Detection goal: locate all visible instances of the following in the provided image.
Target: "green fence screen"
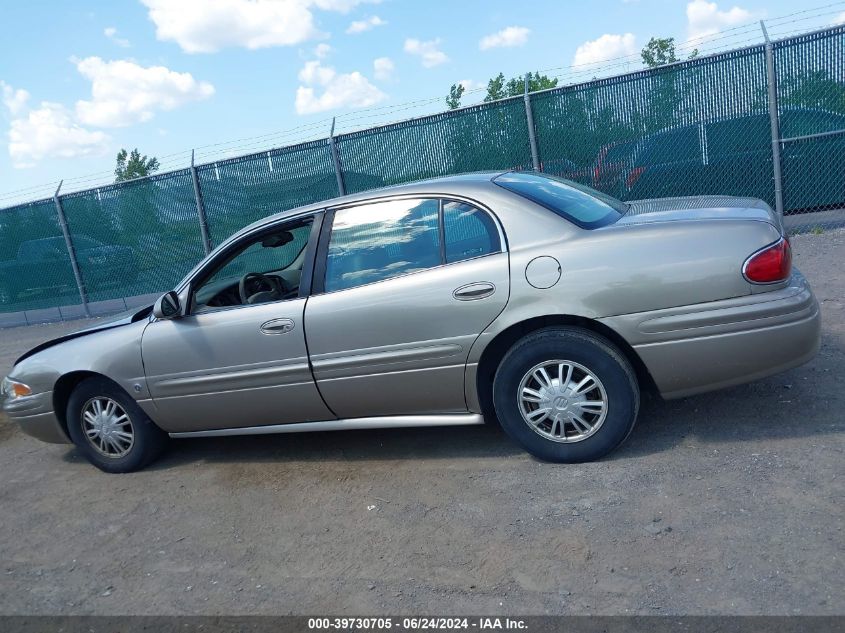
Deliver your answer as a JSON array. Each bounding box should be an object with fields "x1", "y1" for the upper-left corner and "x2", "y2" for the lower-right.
[
  {"x1": 0, "y1": 199, "x2": 81, "y2": 315},
  {"x1": 1, "y1": 25, "x2": 843, "y2": 321},
  {"x1": 336, "y1": 98, "x2": 533, "y2": 193},
  {"x1": 197, "y1": 139, "x2": 339, "y2": 245},
  {"x1": 775, "y1": 27, "x2": 845, "y2": 214}
]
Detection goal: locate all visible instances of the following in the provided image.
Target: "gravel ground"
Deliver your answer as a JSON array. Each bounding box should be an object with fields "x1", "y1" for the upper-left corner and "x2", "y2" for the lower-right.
[{"x1": 0, "y1": 230, "x2": 842, "y2": 616}]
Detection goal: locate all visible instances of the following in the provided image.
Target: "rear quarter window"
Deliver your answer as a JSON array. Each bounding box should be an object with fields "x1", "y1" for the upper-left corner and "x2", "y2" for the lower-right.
[
  {"x1": 443, "y1": 201, "x2": 501, "y2": 263},
  {"x1": 493, "y1": 172, "x2": 625, "y2": 229}
]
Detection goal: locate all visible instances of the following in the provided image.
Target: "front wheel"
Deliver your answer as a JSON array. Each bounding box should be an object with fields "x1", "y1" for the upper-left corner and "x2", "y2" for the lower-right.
[
  {"x1": 493, "y1": 327, "x2": 639, "y2": 463},
  {"x1": 66, "y1": 377, "x2": 168, "y2": 473}
]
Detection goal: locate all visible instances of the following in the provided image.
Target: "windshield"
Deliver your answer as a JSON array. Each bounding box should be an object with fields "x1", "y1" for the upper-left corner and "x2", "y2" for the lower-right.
[{"x1": 493, "y1": 172, "x2": 626, "y2": 229}]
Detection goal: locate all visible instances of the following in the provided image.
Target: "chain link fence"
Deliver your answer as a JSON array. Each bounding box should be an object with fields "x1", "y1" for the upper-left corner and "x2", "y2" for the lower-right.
[
  {"x1": 775, "y1": 27, "x2": 845, "y2": 232},
  {"x1": 1, "y1": 25, "x2": 843, "y2": 325}
]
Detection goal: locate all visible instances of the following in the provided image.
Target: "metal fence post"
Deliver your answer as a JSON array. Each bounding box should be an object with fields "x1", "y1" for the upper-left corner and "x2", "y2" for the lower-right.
[
  {"x1": 761, "y1": 21, "x2": 785, "y2": 217},
  {"x1": 524, "y1": 75, "x2": 541, "y2": 172},
  {"x1": 329, "y1": 117, "x2": 346, "y2": 196},
  {"x1": 53, "y1": 181, "x2": 90, "y2": 317},
  {"x1": 191, "y1": 150, "x2": 213, "y2": 255}
]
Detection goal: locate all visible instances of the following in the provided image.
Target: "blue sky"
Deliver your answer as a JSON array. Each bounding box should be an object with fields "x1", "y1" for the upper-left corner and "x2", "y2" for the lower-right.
[{"x1": 1, "y1": 0, "x2": 843, "y2": 205}]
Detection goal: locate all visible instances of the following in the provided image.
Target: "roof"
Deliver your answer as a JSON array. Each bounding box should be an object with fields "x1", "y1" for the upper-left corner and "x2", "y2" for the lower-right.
[{"x1": 231, "y1": 171, "x2": 505, "y2": 240}]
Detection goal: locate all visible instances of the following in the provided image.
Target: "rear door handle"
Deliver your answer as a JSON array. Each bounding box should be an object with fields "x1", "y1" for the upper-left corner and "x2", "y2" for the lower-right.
[
  {"x1": 260, "y1": 318, "x2": 295, "y2": 335},
  {"x1": 453, "y1": 282, "x2": 495, "y2": 301}
]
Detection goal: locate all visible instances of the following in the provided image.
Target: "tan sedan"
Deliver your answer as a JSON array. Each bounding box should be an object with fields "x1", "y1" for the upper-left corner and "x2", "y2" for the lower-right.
[{"x1": 2, "y1": 172, "x2": 820, "y2": 472}]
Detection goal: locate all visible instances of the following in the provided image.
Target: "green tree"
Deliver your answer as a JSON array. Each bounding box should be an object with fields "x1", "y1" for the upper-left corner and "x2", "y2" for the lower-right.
[
  {"x1": 641, "y1": 37, "x2": 698, "y2": 68},
  {"x1": 484, "y1": 73, "x2": 508, "y2": 102},
  {"x1": 446, "y1": 83, "x2": 465, "y2": 109},
  {"x1": 483, "y1": 71, "x2": 558, "y2": 102},
  {"x1": 447, "y1": 72, "x2": 559, "y2": 108},
  {"x1": 504, "y1": 71, "x2": 558, "y2": 96},
  {"x1": 114, "y1": 148, "x2": 160, "y2": 183}
]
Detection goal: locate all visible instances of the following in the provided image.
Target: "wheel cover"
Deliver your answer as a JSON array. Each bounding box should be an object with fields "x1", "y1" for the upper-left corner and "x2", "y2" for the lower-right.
[
  {"x1": 81, "y1": 397, "x2": 134, "y2": 458},
  {"x1": 517, "y1": 360, "x2": 608, "y2": 443}
]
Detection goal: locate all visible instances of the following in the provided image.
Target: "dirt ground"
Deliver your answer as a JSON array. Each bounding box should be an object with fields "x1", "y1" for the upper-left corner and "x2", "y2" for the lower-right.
[{"x1": 0, "y1": 230, "x2": 842, "y2": 616}]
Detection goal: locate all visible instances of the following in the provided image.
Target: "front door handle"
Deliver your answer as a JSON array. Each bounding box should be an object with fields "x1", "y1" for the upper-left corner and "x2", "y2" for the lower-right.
[
  {"x1": 260, "y1": 318, "x2": 295, "y2": 335},
  {"x1": 453, "y1": 282, "x2": 496, "y2": 301}
]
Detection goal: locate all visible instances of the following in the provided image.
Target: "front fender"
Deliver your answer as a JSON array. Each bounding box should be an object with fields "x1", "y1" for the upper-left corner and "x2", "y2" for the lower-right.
[{"x1": 8, "y1": 320, "x2": 151, "y2": 406}]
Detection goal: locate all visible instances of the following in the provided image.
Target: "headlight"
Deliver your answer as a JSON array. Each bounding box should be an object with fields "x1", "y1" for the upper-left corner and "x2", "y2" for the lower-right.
[{"x1": 1, "y1": 377, "x2": 32, "y2": 400}]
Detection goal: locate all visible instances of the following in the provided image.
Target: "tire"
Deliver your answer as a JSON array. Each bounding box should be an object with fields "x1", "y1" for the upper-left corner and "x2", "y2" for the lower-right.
[
  {"x1": 492, "y1": 327, "x2": 639, "y2": 463},
  {"x1": 66, "y1": 377, "x2": 168, "y2": 473}
]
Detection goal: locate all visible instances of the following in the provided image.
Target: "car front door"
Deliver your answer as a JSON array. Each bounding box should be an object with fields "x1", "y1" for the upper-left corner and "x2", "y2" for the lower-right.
[
  {"x1": 141, "y1": 213, "x2": 335, "y2": 433},
  {"x1": 304, "y1": 196, "x2": 510, "y2": 419}
]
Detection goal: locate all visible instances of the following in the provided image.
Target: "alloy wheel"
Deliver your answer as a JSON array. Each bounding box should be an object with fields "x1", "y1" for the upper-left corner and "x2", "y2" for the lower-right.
[
  {"x1": 517, "y1": 360, "x2": 608, "y2": 443},
  {"x1": 81, "y1": 397, "x2": 134, "y2": 458}
]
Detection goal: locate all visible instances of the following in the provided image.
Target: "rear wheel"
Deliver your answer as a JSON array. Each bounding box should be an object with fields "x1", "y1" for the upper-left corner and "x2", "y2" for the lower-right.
[
  {"x1": 66, "y1": 377, "x2": 168, "y2": 473},
  {"x1": 492, "y1": 327, "x2": 639, "y2": 463}
]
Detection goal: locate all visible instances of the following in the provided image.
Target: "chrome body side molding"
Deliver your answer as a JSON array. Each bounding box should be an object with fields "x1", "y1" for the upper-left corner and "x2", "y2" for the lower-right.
[{"x1": 168, "y1": 413, "x2": 484, "y2": 438}]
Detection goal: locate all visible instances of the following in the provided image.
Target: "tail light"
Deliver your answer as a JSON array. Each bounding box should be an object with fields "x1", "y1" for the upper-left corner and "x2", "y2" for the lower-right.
[
  {"x1": 743, "y1": 237, "x2": 791, "y2": 284},
  {"x1": 625, "y1": 166, "x2": 645, "y2": 189}
]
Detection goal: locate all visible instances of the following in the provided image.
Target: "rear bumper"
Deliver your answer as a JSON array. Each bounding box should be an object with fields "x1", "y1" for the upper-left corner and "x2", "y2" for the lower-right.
[
  {"x1": 601, "y1": 270, "x2": 821, "y2": 399},
  {"x1": 2, "y1": 391, "x2": 70, "y2": 444}
]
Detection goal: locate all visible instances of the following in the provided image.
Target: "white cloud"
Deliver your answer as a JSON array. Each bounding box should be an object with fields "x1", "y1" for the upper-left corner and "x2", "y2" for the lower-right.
[
  {"x1": 295, "y1": 60, "x2": 386, "y2": 114},
  {"x1": 479, "y1": 26, "x2": 530, "y2": 51},
  {"x1": 8, "y1": 102, "x2": 109, "y2": 168},
  {"x1": 314, "y1": 42, "x2": 332, "y2": 58},
  {"x1": 572, "y1": 33, "x2": 636, "y2": 67},
  {"x1": 73, "y1": 57, "x2": 214, "y2": 128},
  {"x1": 686, "y1": 0, "x2": 753, "y2": 41},
  {"x1": 1, "y1": 81, "x2": 30, "y2": 115},
  {"x1": 142, "y1": 0, "x2": 319, "y2": 52},
  {"x1": 458, "y1": 78, "x2": 482, "y2": 92},
  {"x1": 141, "y1": 0, "x2": 379, "y2": 53},
  {"x1": 834, "y1": 11, "x2": 845, "y2": 24},
  {"x1": 313, "y1": 0, "x2": 381, "y2": 11},
  {"x1": 346, "y1": 15, "x2": 386, "y2": 34},
  {"x1": 373, "y1": 56, "x2": 393, "y2": 80},
  {"x1": 104, "y1": 26, "x2": 130, "y2": 47},
  {"x1": 404, "y1": 38, "x2": 449, "y2": 68}
]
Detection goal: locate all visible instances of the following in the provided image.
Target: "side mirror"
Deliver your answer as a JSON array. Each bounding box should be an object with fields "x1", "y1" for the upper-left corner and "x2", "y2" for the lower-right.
[{"x1": 153, "y1": 291, "x2": 182, "y2": 320}]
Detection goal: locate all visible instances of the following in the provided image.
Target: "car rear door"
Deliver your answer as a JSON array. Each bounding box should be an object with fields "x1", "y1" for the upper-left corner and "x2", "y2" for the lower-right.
[{"x1": 304, "y1": 196, "x2": 509, "y2": 419}]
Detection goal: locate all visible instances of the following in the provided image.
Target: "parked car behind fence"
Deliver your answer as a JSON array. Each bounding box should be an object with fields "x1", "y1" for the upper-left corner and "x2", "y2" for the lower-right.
[
  {"x1": 592, "y1": 108, "x2": 845, "y2": 213},
  {"x1": 0, "y1": 236, "x2": 136, "y2": 306}
]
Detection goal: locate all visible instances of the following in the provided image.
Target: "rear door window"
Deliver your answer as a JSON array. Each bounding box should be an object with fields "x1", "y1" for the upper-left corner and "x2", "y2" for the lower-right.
[{"x1": 324, "y1": 198, "x2": 441, "y2": 292}]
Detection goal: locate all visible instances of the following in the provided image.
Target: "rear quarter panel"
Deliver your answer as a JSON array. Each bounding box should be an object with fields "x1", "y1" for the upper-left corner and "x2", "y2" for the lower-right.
[
  {"x1": 465, "y1": 196, "x2": 783, "y2": 408},
  {"x1": 481, "y1": 207, "x2": 782, "y2": 346}
]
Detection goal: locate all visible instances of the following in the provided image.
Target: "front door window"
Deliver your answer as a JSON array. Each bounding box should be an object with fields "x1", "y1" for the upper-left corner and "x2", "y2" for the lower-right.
[{"x1": 192, "y1": 219, "x2": 312, "y2": 312}]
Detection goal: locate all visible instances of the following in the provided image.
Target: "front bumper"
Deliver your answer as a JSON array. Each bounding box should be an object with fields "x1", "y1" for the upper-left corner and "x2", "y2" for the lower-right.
[
  {"x1": 601, "y1": 270, "x2": 821, "y2": 399},
  {"x1": 2, "y1": 391, "x2": 70, "y2": 444}
]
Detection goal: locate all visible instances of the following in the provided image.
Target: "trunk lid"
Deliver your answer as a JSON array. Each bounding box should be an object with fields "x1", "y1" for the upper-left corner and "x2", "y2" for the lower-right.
[{"x1": 618, "y1": 196, "x2": 784, "y2": 235}]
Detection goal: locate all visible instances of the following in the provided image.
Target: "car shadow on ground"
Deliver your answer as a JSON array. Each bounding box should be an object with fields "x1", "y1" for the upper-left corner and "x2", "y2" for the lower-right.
[{"x1": 86, "y1": 377, "x2": 840, "y2": 471}]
